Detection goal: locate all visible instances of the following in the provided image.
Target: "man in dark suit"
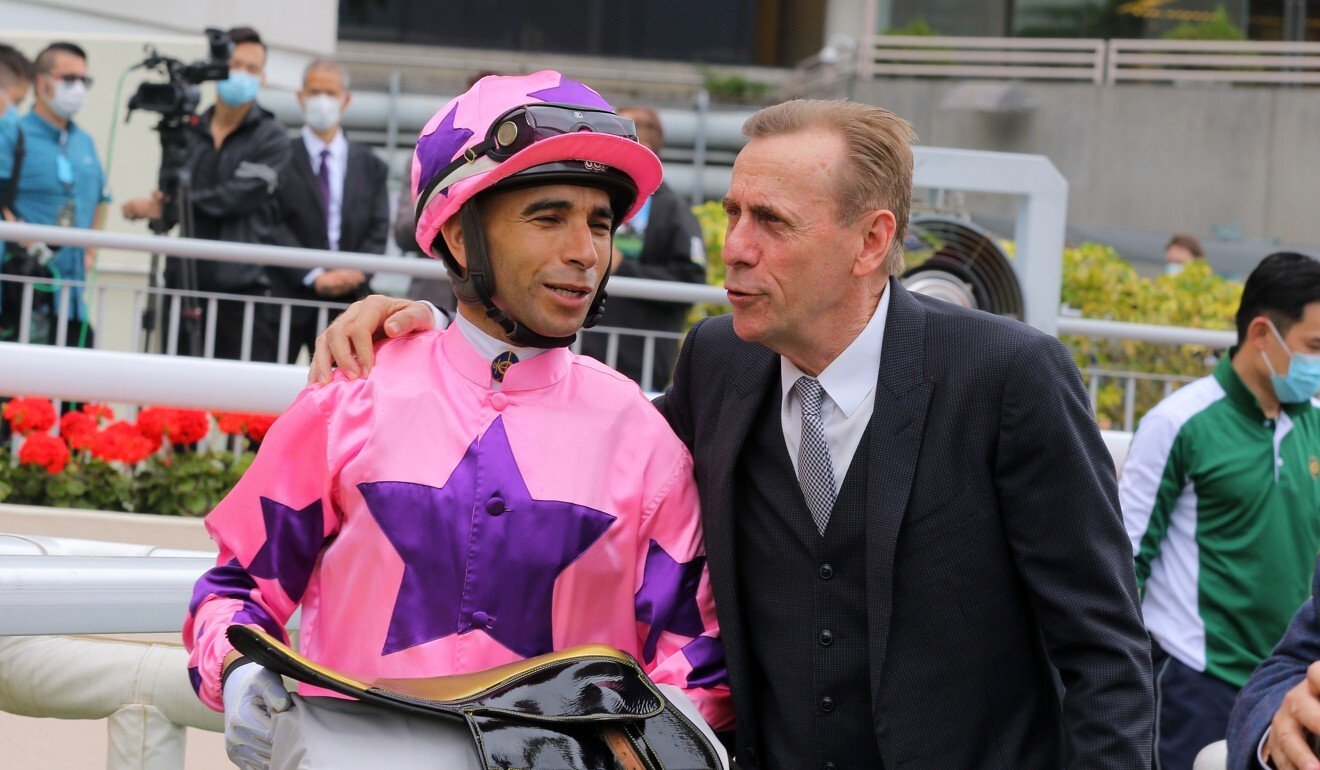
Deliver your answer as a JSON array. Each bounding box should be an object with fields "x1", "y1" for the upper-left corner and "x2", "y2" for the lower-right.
[
  {"x1": 1229, "y1": 558, "x2": 1320, "y2": 770},
  {"x1": 307, "y1": 99, "x2": 1154, "y2": 768},
  {"x1": 579, "y1": 106, "x2": 707, "y2": 390},
  {"x1": 269, "y1": 58, "x2": 389, "y2": 362}
]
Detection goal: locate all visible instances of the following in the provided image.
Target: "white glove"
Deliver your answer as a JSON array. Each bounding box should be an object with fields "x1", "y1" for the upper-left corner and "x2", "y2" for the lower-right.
[
  {"x1": 222, "y1": 660, "x2": 292, "y2": 770},
  {"x1": 656, "y1": 683, "x2": 730, "y2": 770}
]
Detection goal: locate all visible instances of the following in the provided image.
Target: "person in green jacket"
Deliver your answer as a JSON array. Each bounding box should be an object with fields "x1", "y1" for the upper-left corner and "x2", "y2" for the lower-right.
[{"x1": 1121, "y1": 251, "x2": 1320, "y2": 770}]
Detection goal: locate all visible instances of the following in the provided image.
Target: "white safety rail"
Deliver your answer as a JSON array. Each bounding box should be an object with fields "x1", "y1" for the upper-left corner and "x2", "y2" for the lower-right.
[
  {"x1": 1107, "y1": 38, "x2": 1320, "y2": 85},
  {"x1": 864, "y1": 35, "x2": 1107, "y2": 84}
]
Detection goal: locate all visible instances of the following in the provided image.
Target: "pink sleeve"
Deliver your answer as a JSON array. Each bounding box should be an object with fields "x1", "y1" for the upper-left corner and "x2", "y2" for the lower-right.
[
  {"x1": 182, "y1": 387, "x2": 342, "y2": 711},
  {"x1": 633, "y1": 450, "x2": 735, "y2": 733}
]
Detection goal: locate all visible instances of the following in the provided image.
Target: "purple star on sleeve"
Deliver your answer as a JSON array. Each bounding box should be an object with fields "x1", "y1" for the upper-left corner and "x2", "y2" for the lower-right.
[
  {"x1": 362, "y1": 417, "x2": 615, "y2": 658},
  {"x1": 679, "y1": 636, "x2": 729, "y2": 689},
  {"x1": 634, "y1": 540, "x2": 707, "y2": 663},
  {"x1": 189, "y1": 558, "x2": 287, "y2": 640},
  {"x1": 244, "y1": 497, "x2": 325, "y2": 604}
]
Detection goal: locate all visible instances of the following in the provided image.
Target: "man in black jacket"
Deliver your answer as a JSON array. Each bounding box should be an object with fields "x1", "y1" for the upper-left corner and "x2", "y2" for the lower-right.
[
  {"x1": 579, "y1": 106, "x2": 706, "y2": 390},
  {"x1": 123, "y1": 26, "x2": 291, "y2": 362},
  {"x1": 268, "y1": 59, "x2": 388, "y2": 363},
  {"x1": 309, "y1": 99, "x2": 1155, "y2": 769}
]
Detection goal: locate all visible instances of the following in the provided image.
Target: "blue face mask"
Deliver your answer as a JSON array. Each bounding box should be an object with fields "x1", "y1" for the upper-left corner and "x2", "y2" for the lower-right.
[
  {"x1": 1264, "y1": 320, "x2": 1320, "y2": 404},
  {"x1": 216, "y1": 71, "x2": 260, "y2": 106}
]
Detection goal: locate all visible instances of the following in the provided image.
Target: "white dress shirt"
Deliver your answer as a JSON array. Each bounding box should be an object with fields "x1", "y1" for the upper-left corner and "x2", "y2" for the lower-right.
[
  {"x1": 779, "y1": 285, "x2": 890, "y2": 490},
  {"x1": 453, "y1": 312, "x2": 544, "y2": 390},
  {"x1": 301, "y1": 125, "x2": 349, "y2": 285}
]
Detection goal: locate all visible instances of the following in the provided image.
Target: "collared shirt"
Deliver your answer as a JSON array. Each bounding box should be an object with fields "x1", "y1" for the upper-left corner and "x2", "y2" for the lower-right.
[
  {"x1": 1121, "y1": 352, "x2": 1320, "y2": 688},
  {"x1": 0, "y1": 110, "x2": 109, "y2": 318},
  {"x1": 454, "y1": 312, "x2": 545, "y2": 390},
  {"x1": 779, "y1": 284, "x2": 890, "y2": 489},
  {"x1": 300, "y1": 125, "x2": 348, "y2": 251}
]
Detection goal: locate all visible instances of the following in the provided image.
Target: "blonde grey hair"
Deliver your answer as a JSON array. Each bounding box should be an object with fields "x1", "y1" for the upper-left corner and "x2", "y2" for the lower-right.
[
  {"x1": 743, "y1": 99, "x2": 915, "y2": 275},
  {"x1": 303, "y1": 58, "x2": 350, "y2": 90}
]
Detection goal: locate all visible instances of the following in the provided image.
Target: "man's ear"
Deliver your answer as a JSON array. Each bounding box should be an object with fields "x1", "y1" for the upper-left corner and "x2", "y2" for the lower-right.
[
  {"x1": 342, "y1": 92, "x2": 352, "y2": 110},
  {"x1": 852, "y1": 208, "x2": 897, "y2": 279},
  {"x1": 440, "y1": 217, "x2": 468, "y2": 270},
  {"x1": 1246, "y1": 315, "x2": 1276, "y2": 352}
]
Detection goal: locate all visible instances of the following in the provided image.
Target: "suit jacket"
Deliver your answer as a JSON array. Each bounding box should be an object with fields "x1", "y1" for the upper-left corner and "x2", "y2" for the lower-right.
[
  {"x1": 1227, "y1": 558, "x2": 1320, "y2": 769},
  {"x1": 268, "y1": 137, "x2": 390, "y2": 302},
  {"x1": 656, "y1": 280, "x2": 1154, "y2": 769}
]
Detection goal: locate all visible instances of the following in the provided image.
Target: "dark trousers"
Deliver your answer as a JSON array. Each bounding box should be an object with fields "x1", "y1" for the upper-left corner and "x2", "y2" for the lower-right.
[
  {"x1": 1153, "y1": 642, "x2": 1240, "y2": 770},
  {"x1": 166, "y1": 293, "x2": 278, "y2": 362}
]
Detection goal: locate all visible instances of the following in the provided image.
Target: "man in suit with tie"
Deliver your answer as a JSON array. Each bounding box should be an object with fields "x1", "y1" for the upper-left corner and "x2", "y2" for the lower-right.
[
  {"x1": 269, "y1": 58, "x2": 389, "y2": 362},
  {"x1": 307, "y1": 98, "x2": 1154, "y2": 768}
]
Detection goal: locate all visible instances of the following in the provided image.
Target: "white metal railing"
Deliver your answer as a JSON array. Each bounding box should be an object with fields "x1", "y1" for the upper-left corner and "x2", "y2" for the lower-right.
[
  {"x1": 1107, "y1": 38, "x2": 1320, "y2": 85},
  {"x1": 865, "y1": 35, "x2": 1107, "y2": 84},
  {"x1": 810, "y1": 35, "x2": 1320, "y2": 88}
]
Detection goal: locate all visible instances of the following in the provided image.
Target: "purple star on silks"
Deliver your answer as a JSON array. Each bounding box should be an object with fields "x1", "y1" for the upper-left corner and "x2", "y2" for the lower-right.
[
  {"x1": 415, "y1": 105, "x2": 473, "y2": 194},
  {"x1": 634, "y1": 540, "x2": 707, "y2": 664},
  {"x1": 244, "y1": 497, "x2": 324, "y2": 603},
  {"x1": 189, "y1": 558, "x2": 287, "y2": 641},
  {"x1": 680, "y1": 636, "x2": 729, "y2": 689},
  {"x1": 361, "y1": 417, "x2": 616, "y2": 658},
  {"x1": 528, "y1": 79, "x2": 612, "y2": 110}
]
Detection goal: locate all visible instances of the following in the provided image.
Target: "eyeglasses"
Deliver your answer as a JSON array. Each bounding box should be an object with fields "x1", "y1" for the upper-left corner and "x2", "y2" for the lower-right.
[
  {"x1": 415, "y1": 103, "x2": 638, "y2": 223},
  {"x1": 45, "y1": 73, "x2": 94, "y2": 88}
]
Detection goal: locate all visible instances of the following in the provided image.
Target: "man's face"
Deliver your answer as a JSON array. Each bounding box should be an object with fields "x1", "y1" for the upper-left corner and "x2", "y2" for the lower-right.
[
  {"x1": 721, "y1": 131, "x2": 872, "y2": 352},
  {"x1": 1165, "y1": 244, "x2": 1196, "y2": 264},
  {"x1": 229, "y1": 42, "x2": 266, "y2": 80},
  {"x1": 1259, "y1": 302, "x2": 1320, "y2": 380},
  {"x1": 5, "y1": 78, "x2": 29, "y2": 109},
  {"x1": 37, "y1": 51, "x2": 86, "y2": 104},
  {"x1": 455, "y1": 184, "x2": 615, "y2": 338},
  {"x1": 620, "y1": 109, "x2": 662, "y2": 155},
  {"x1": 298, "y1": 66, "x2": 348, "y2": 111}
]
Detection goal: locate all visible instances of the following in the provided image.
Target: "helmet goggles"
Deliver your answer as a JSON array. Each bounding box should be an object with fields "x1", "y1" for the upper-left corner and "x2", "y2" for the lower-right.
[{"x1": 415, "y1": 103, "x2": 639, "y2": 224}]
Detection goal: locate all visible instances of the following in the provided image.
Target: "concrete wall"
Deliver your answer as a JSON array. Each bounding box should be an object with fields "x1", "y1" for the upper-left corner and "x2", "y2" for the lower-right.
[
  {"x1": 2, "y1": 0, "x2": 337, "y2": 56},
  {"x1": 848, "y1": 78, "x2": 1320, "y2": 249}
]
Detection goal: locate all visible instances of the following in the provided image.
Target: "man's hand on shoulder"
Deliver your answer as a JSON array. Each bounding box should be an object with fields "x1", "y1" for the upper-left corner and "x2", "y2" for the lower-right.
[
  {"x1": 1265, "y1": 661, "x2": 1320, "y2": 770},
  {"x1": 308, "y1": 295, "x2": 438, "y2": 385}
]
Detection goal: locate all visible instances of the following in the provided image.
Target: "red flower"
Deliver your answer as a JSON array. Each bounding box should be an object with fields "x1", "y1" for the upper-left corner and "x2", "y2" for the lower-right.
[
  {"x1": 135, "y1": 407, "x2": 173, "y2": 443},
  {"x1": 213, "y1": 412, "x2": 278, "y2": 444},
  {"x1": 18, "y1": 432, "x2": 70, "y2": 474},
  {"x1": 245, "y1": 414, "x2": 278, "y2": 444},
  {"x1": 136, "y1": 406, "x2": 210, "y2": 447},
  {"x1": 59, "y1": 411, "x2": 98, "y2": 450},
  {"x1": 4, "y1": 397, "x2": 56, "y2": 436},
  {"x1": 81, "y1": 403, "x2": 115, "y2": 423},
  {"x1": 91, "y1": 421, "x2": 156, "y2": 465},
  {"x1": 168, "y1": 409, "x2": 210, "y2": 446}
]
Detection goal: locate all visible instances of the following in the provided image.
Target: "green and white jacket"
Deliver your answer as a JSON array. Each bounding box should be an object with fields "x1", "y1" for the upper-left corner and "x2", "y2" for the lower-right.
[{"x1": 1120, "y1": 354, "x2": 1320, "y2": 688}]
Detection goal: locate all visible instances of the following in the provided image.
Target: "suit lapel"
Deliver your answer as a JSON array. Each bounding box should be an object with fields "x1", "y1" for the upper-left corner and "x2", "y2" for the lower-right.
[
  {"x1": 294, "y1": 143, "x2": 328, "y2": 231},
  {"x1": 864, "y1": 280, "x2": 934, "y2": 703},
  {"x1": 701, "y1": 337, "x2": 776, "y2": 723},
  {"x1": 340, "y1": 144, "x2": 362, "y2": 248}
]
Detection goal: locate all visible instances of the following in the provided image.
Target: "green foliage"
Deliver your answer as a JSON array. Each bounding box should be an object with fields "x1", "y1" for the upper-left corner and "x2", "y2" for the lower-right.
[
  {"x1": 885, "y1": 17, "x2": 938, "y2": 36},
  {"x1": 699, "y1": 70, "x2": 776, "y2": 104},
  {"x1": 1163, "y1": 6, "x2": 1246, "y2": 41},
  {"x1": 688, "y1": 203, "x2": 1242, "y2": 428},
  {"x1": 132, "y1": 451, "x2": 255, "y2": 517}
]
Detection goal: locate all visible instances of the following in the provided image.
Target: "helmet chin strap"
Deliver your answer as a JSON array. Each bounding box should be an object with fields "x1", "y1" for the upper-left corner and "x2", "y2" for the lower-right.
[{"x1": 456, "y1": 203, "x2": 610, "y2": 349}]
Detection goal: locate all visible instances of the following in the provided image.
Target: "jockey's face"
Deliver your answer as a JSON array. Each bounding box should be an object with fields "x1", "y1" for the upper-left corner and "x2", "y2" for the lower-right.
[{"x1": 444, "y1": 183, "x2": 615, "y2": 340}]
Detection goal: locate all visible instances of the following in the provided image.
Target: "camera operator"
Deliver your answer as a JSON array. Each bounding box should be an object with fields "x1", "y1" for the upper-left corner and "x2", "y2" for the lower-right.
[
  {"x1": 0, "y1": 41, "x2": 107, "y2": 348},
  {"x1": 123, "y1": 26, "x2": 290, "y2": 362}
]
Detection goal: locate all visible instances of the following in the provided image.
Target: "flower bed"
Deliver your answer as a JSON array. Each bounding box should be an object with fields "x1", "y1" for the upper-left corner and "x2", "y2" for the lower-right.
[{"x1": 0, "y1": 398, "x2": 278, "y2": 516}]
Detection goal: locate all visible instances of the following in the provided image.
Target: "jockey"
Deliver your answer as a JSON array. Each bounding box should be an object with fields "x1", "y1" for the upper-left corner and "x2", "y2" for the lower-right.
[{"x1": 183, "y1": 71, "x2": 732, "y2": 769}]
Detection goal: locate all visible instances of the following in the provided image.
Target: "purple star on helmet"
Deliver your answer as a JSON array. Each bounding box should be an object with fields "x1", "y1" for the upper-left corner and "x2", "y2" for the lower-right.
[
  {"x1": 361, "y1": 417, "x2": 616, "y2": 657},
  {"x1": 634, "y1": 540, "x2": 707, "y2": 663},
  {"x1": 244, "y1": 497, "x2": 325, "y2": 604},
  {"x1": 528, "y1": 79, "x2": 611, "y2": 110},
  {"x1": 415, "y1": 105, "x2": 473, "y2": 196}
]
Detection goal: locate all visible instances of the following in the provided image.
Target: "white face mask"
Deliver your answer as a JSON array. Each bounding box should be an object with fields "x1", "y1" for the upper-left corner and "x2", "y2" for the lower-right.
[
  {"x1": 303, "y1": 94, "x2": 342, "y2": 134},
  {"x1": 1165, "y1": 262, "x2": 1185, "y2": 276},
  {"x1": 47, "y1": 79, "x2": 86, "y2": 121}
]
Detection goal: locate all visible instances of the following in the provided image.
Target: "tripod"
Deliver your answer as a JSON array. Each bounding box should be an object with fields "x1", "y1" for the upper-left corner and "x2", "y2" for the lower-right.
[{"x1": 142, "y1": 114, "x2": 202, "y2": 356}]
